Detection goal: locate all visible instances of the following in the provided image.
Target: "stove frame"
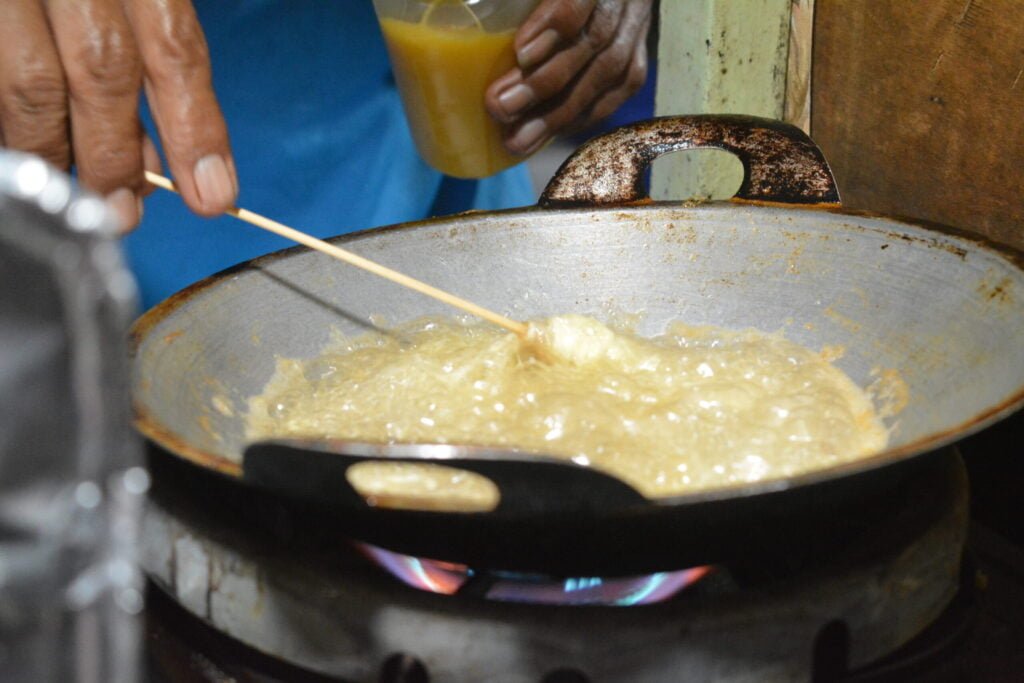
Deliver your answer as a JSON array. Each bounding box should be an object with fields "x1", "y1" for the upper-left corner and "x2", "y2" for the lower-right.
[{"x1": 141, "y1": 447, "x2": 968, "y2": 682}]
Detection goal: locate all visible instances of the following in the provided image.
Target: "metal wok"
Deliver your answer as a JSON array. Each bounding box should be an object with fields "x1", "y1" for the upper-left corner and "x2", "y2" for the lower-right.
[{"x1": 131, "y1": 116, "x2": 1024, "y2": 576}]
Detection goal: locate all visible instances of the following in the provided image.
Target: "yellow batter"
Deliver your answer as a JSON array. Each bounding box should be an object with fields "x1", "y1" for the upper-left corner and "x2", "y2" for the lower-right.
[{"x1": 247, "y1": 315, "x2": 888, "y2": 504}]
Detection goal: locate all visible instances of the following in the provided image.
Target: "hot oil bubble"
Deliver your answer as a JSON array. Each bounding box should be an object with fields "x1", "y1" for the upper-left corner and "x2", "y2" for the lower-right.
[{"x1": 304, "y1": 358, "x2": 339, "y2": 383}]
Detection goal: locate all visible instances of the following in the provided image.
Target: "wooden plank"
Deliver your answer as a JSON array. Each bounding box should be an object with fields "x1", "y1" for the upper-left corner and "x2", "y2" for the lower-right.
[
  {"x1": 652, "y1": 0, "x2": 792, "y2": 201},
  {"x1": 812, "y1": 0, "x2": 1024, "y2": 248}
]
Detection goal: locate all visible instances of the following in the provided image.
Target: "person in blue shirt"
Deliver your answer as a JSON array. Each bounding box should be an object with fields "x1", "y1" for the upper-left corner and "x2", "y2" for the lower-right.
[{"x1": 0, "y1": 0, "x2": 652, "y2": 308}]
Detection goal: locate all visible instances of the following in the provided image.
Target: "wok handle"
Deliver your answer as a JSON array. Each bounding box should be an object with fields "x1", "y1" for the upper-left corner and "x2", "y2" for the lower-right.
[
  {"x1": 539, "y1": 114, "x2": 841, "y2": 207},
  {"x1": 243, "y1": 439, "x2": 649, "y2": 516}
]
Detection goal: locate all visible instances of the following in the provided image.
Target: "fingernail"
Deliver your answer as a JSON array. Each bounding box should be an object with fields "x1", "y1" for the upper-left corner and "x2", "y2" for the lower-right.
[
  {"x1": 508, "y1": 118, "x2": 548, "y2": 155},
  {"x1": 497, "y1": 83, "x2": 536, "y2": 119},
  {"x1": 193, "y1": 154, "x2": 237, "y2": 211},
  {"x1": 517, "y1": 28, "x2": 559, "y2": 69},
  {"x1": 106, "y1": 188, "x2": 140, "y2": 231}
]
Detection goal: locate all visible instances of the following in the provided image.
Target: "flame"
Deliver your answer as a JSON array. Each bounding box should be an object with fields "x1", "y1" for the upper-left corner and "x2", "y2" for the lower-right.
[
  {"x1": 357, "y1": 543, "x2": 712, "y2": 606},
  {"x1": 359, "y1": 543, "x2": 469, "y2": 595}
]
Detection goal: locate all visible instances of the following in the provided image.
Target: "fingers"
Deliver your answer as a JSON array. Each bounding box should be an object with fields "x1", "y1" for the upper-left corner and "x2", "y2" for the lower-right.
[
  {"x1": 123, "y1": 0, "x2": 236, "y2": 216},
  {"x1": 0, "y1": 0, "x2": 233, "y2": 229},
  {"x1": 489, "y1": 1, "x2": 619, "y2": 125},
  {"x1": 576, "y1": 23, "x2": 649, "y2": 128},
  {"x1": 567, "y1": 7, "x2": 650, "y2": 129},
  {"x1": 0, "y1": 1, "x2": 71, "y2": 170},
  {"x1": 514, "y1": 0, "x2": 596, "y2": 69},
  {"x1": 486, "y1": 0, "x2": 652, "y2": 156},
  {"x1": 105, "y1": 135, "x2": 161, "y2": 234},
  {"x1": 46, "y1": 0, "x2": 146, "y2": 228}
]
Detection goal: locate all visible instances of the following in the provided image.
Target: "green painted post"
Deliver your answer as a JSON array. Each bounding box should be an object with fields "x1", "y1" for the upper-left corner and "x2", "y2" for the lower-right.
[{"x1": 653, "y1": 0, "x2": 793, "y2": 201}]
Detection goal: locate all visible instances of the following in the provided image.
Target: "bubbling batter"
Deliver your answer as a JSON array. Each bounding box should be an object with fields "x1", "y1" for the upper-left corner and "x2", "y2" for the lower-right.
[{"x1": 247, "y1": 315, "x2": 888, "y2": 502}]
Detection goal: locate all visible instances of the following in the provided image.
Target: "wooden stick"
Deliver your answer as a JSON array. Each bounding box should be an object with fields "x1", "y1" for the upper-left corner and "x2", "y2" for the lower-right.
[{"x1": 144, "y1": 171, "x2": 528, "y2": 337}]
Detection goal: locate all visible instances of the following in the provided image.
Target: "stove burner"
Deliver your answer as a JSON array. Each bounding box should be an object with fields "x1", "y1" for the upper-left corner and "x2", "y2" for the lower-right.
[{"x1": 358, "y1": 542, "x2": 712, "y2": 606}]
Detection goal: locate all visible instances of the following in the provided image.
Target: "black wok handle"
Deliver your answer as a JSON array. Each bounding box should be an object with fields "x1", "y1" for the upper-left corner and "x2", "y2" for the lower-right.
[
  {"x1": 243, "y1": 439, "x2": 650, "y2": 516},
  {"x1": 540, "y1": 114, "x2": 841, "y2": 207}
]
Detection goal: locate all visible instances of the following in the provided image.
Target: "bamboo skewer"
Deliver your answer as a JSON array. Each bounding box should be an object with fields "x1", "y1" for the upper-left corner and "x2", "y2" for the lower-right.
[{"x1": 144, "y1": 171, "x2": 529, "y2": 337}]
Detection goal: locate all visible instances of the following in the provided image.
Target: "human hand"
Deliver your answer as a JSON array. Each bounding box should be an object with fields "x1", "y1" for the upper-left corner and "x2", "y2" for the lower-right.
[
  {"x1": 0, "y1": 0, "x2": 236, "y2": 231},
  {"x1": 485, "y1": 0, "x2": 653, "y2": 156}
]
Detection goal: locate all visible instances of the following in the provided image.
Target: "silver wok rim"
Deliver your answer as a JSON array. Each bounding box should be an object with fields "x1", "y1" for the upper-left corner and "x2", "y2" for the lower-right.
[{"x1": 130, "y1": 201, "x2": 1024, "y2": 506}]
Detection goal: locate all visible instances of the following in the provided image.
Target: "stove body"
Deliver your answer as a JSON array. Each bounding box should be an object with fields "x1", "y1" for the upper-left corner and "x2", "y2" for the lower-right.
[{"x1": 141, "y1": 447, "x2": 968, "y2": 683}]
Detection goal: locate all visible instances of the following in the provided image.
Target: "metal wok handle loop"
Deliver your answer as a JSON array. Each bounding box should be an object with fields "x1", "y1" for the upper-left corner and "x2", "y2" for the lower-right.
[
  {"x1": 539, "y1": 114, "x2": 841, "y2": 208},
  {"x1": 243, "y1": 439, "x2": 650, "y2": 516}
]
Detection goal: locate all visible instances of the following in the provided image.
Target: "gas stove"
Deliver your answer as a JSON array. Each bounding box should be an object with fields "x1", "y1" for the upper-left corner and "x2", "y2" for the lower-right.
[{"x1": 139, "y1": 445, "x2": 980, "y2": 682}]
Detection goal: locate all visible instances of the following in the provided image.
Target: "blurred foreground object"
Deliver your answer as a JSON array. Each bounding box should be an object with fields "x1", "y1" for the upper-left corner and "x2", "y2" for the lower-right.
[{"x1": 0, "y1": 150, "x2": 145, "y2": 682}]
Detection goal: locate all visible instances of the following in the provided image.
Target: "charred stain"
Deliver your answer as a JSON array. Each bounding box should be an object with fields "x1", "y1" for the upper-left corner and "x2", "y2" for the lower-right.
[
  {"x1": 979, "y1": 276, "x2": 1014, "y2": 304},
  {"x1": 872, "y1": 229, "x2": 969, "y2": 260},
  {"x1": 817, "y1": 207, "x2": 1023, "y2": 270}
]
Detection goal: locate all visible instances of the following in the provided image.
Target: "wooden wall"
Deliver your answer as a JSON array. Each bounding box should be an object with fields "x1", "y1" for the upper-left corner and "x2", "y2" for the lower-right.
[
  {"x1": 811, "y1": 0, "x2": 1024, "y2": 248},
  {"x1": 810, "y1": 0, "x2": 1024, "y2": 545},
  {"x1": 653, "y1": 0, "x2": 792, "y2": 201}
]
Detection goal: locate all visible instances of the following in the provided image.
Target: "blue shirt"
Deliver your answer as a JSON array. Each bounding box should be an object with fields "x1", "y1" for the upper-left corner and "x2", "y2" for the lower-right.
[{"x1": 125, "y1": 0, "x2": 534, "y2": 309}]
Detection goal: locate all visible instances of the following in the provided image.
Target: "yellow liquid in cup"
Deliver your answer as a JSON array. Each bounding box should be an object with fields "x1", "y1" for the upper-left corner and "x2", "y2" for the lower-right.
[{"x1": 380, "y1": 18, "x2": 521, "y2": 179}]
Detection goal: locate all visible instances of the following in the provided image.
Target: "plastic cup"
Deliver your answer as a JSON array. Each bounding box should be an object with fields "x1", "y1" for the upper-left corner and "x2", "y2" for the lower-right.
[{"x1": 373, "y1": 0, "x2": 540, "y2": 179}]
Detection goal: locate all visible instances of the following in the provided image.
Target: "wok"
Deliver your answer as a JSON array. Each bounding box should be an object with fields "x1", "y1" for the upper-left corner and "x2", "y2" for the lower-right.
[{"x1": 131, "y1": 116, "x2": 1024, "y2": 576}]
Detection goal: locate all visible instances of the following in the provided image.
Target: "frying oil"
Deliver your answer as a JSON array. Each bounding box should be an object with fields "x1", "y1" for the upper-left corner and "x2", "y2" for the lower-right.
[{"x1": 247, "y1": 315, "x2": 888, "y2": 505}]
